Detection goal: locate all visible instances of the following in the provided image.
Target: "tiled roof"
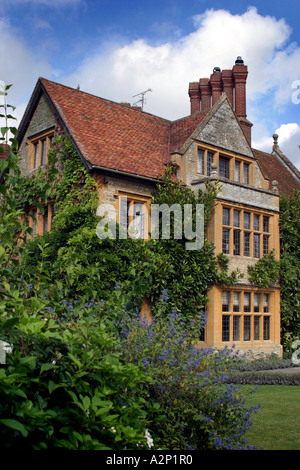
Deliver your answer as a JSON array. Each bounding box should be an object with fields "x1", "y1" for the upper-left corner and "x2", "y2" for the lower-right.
[
  {"x1": 38, "y1": 78, "x2": 203, "y2": 181},
  {"x1": 18, "y1": 78, "x2": 300, "y2": 195},
  {"x1": 253, "y1": 148, "x2": 300, "y2": 197},
  {"x1": 37, "y1": 79, "x2": 207, "y2": 180}
]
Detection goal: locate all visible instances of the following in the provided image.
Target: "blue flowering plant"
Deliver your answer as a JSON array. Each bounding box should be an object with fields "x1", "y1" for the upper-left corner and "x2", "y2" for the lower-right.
[{"x1": 117, "y1": 290, "x2": 259, "y2": 450}]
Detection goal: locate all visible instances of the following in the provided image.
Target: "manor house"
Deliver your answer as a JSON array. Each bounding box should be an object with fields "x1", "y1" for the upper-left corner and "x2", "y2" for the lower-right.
[{"x1": 17, "y1": 57, "x2": 300, "y2": 356}]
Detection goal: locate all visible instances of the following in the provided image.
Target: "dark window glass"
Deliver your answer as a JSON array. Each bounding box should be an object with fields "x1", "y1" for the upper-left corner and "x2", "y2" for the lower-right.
[
  {"x1": 222, "y1": 315, "x2": 230, "y2": 341},
  {"x1": 263, "y1": 235, "x2": 269, "y2": 256},
  {"x1": 233, "y1": 229, "x2": 240, "y2": 255},
  {"x1": 254, "y1": 233, "x2": 260, "y2": 258},
  {"x1": 254, "y1": 316, "x2": 261, "y2": 340},
  {"x1": 254, "y1": 214, "x2": 260, "y2": 231},
  {"x1": 243, "y1": 212, "x2": 250, "y2": 229},
  {"x1": 219, "y1": 157, "x2": 230, "y2": 178},
  {"x1": 223, "y1": 207, "x2": 230, "y2": 225},
  {"x1": 233, "y1": 316, "x2": 240, "y2": 341},
  {"x1": 244, "y1": 316, "x2": 251, "y2": 341},
  {"x1": 243, "y1": 163, "x2": 250, "y2": 184},
  {"x1": 222, "y1": 229, "x2": 230, "y2": 254},
  {"x1": 207, "y1": 152, "x2": 213, "y2": 176},
  {"x1": 263, "y1": 316, "x2": 270, "y2": 340},
  {"x1": 263, "y1": 216, "x2": 269, "y2": 233},
  {"x1": 244, "y1": 232, "x2": 250, "y2": 256}
]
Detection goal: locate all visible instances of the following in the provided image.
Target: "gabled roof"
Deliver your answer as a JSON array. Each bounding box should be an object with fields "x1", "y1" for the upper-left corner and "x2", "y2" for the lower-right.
[
  {"x1": 252, "y1": 148, "x2": 300, "y2": 197},
  {"x1": 17, "y1": 77, "x2": 300, "y2": 196},
  {"x1": 17, "y1": 78, "x2": 207, "y2": 181}
]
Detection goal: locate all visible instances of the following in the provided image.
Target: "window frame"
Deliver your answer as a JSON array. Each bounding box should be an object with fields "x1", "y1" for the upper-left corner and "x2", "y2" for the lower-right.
[
  {"x1": 221, "y1": 205, "x2": 274, "y2": 259},
  {"x1": 29, "y1": 129, "x2": 55, "y2": 170},
  {"x1": 221, "y1": 290, "x2": 274, "y2": 343},
  {"x1": 118, "y1": 193, "x2": 150, "y2": 241}
]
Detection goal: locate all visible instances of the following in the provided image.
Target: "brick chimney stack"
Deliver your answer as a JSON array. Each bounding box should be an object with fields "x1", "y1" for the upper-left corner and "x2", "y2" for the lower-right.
[
  {"x1": 188, "y1": 81, "x2": 200, "y2": 114},
  {"x1": 221, "y1": 69, "x2": 233, "y2": 107},
  {"x1": 188, "y1": 57, "x2": 252, "y2": 144},
  {"x1": 210, "y1": 67, "x2": 223, "y2": 106},
  {"x1": 232, "y1": 56, "x2": 247, "y2": 119},
  {"x1": 199, "y1": 78, "x2": 211, "y2": 112}
]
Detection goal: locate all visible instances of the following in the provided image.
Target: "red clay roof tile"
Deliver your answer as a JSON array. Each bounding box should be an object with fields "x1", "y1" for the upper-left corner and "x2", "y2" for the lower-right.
[{"x1": 253, "y1": 148, "x2": 300, "y2": 197}]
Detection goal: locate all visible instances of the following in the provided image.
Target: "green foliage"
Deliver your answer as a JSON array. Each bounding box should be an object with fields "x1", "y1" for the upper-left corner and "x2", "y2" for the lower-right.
[
  {"x1": 247, "y1": 250, "x2": 280, "y2": 288},
  {"x1": 279, "y1": 190, "x2": 300, "y2": 350},
  {"x1": 117, "y1": 299, "x2": 258, "y2": 450},
  {"x1": 0, "y1": 92, "x2": 161, "y2": 450},
  {"x1": 0, "y1": 87, "x2": 259, "y2": 451},
  {"x1": 0, "y1": 298, "x2": 162, "y2": 449}
]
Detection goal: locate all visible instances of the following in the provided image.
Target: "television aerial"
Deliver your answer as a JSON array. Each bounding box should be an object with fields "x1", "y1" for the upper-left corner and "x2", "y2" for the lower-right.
[{"x1": 132, "y1": 88, "x2": 152, "y2": 110}]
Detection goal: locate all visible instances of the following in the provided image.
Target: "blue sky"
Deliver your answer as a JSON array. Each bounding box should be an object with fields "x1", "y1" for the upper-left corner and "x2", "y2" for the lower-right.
[{"x1": 1, "y1": 0, "x2": 300, "y2": 168}]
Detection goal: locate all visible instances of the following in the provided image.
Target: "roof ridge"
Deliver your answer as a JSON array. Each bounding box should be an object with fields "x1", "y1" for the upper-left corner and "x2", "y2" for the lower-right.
[{"x1": 40, "y1": 77, "x2": 172, "y2": 124}]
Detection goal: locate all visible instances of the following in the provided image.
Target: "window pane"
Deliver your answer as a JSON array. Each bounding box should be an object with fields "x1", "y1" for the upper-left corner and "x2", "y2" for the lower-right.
[
  {"x1": 32, "y1": 209, "x2": 37, "y2": 239},
  {"x1": 41, "y1": 139, "x2": 46, "y2": 166},
  {"x1": 244, "y1": 316, "x2": 251, "y2": 341},
  {"x1": 244, "y1": 292, "x2": 251, "y2": 312},
  {"x1": 263, "y1": 294, "x2": 270, "y2": 312},
  {"x1": 219, "y1": 157, "x2": 229, "y2": 178},
  {"x1": 254, "y1": 293, "x2": 260, "y2": 312},
  {"x1": 263, "y1": 316, "x2": 270, "y2": 340},
  {"x1": 222, "y1": 228, "x2": 230, "y2": 254},
  {"x1": 223, "y1": 207, "x2": 230, "y2": 226},
  {"x1": 235, "y1": 161, "x2": 240, "y2": 182},
  {"x1": 253, "y1": 214, "x2": 260, "y2": 231},
  {"x1": 199, "y1": 327, "x2": 205, "y2": 342},
  {"x1": 43, "y1": 206, "x2": 48, "y2": 234},
  {"x1": 222, "y1": 291, "x2": 230, "y2": 312},
  {"x1": 233, "y1": 229, "x2": 240, "y2": 255},
  {"x1": 243, "y1": 212, "x2": 250, "y2": 229},
  {"x1": 198, "y1": 149, "x2": 204, "y2": 174},
  {"x1": 243, "y1": 163, "x2": 250, "y2": 184},
  {"x1": 34, "y1": 142, "x2": 39, "y2": 168},
  {"x1": 244, "y1": 232, "x2": 250, "y2": 257},
  {"x1": 263, "y1": 235, "x2": 269, "y2": 256},
  {"x1": 207, "y1": 152, "x2": 213, "y2": 176},
  {"x1": 233, "y1": 316, "x2": 240, "y2": 341},
  {"x1": 222, "y1": 315, "x2": 230, "y2": 341},
  {"x1": 233, "y1": 292, "x2": 240, "y2": 312},
  {"x1": 263, "y1": 216, "x2": 269, "y2": 233},
  {"x1": 233, "y1": 210, "x2": 240, "y2": 227},
  {"x1": 254, "y1": 233, "x2": 260, "y2": 258},
  {"x1": 254, "y1": 316, "x2": 261, "y2": 340},
  {"x1": 120, "y1": 199, "x2": 129, "y2": 228},
  {"x1": 133, "y1": 203, "x2": 144, "y2": 239}
]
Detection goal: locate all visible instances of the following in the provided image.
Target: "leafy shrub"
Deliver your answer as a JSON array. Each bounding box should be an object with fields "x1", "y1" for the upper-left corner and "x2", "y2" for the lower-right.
[
  {"x1": 117, "y1": 292, "x2": 259, "y2": 450},
  {"x1": 0, "y1": 294, "x2": 163, "y2": 450}
]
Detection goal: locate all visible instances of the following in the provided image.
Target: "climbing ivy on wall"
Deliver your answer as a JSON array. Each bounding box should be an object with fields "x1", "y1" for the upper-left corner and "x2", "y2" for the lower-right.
[
  {"x1": 247, "y1": 249, "x2": 280, "y2": 288},
  {"x1": 279, "y1": 190, "x2": 300, "y2": 350}
]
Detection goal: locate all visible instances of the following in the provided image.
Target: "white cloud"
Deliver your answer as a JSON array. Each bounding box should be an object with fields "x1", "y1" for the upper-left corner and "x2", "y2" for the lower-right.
[
  {"x1": 1, "y1": 6, "x2": 299, "y2": 168},
  {"x1": 63, "y1": 7, "x2": 300, "y2": 120},
  {"x1": 275, "y1": 123, "x2": 300, "y2": 170},
  {"x1": 253, "y1": 123, "x2": 300, "y2": 170}
]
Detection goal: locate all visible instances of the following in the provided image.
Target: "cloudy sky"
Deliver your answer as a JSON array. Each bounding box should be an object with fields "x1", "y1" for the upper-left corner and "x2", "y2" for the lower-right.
[{"x1": 1, "y1": 0, "x2": 300, "y2": 168}]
